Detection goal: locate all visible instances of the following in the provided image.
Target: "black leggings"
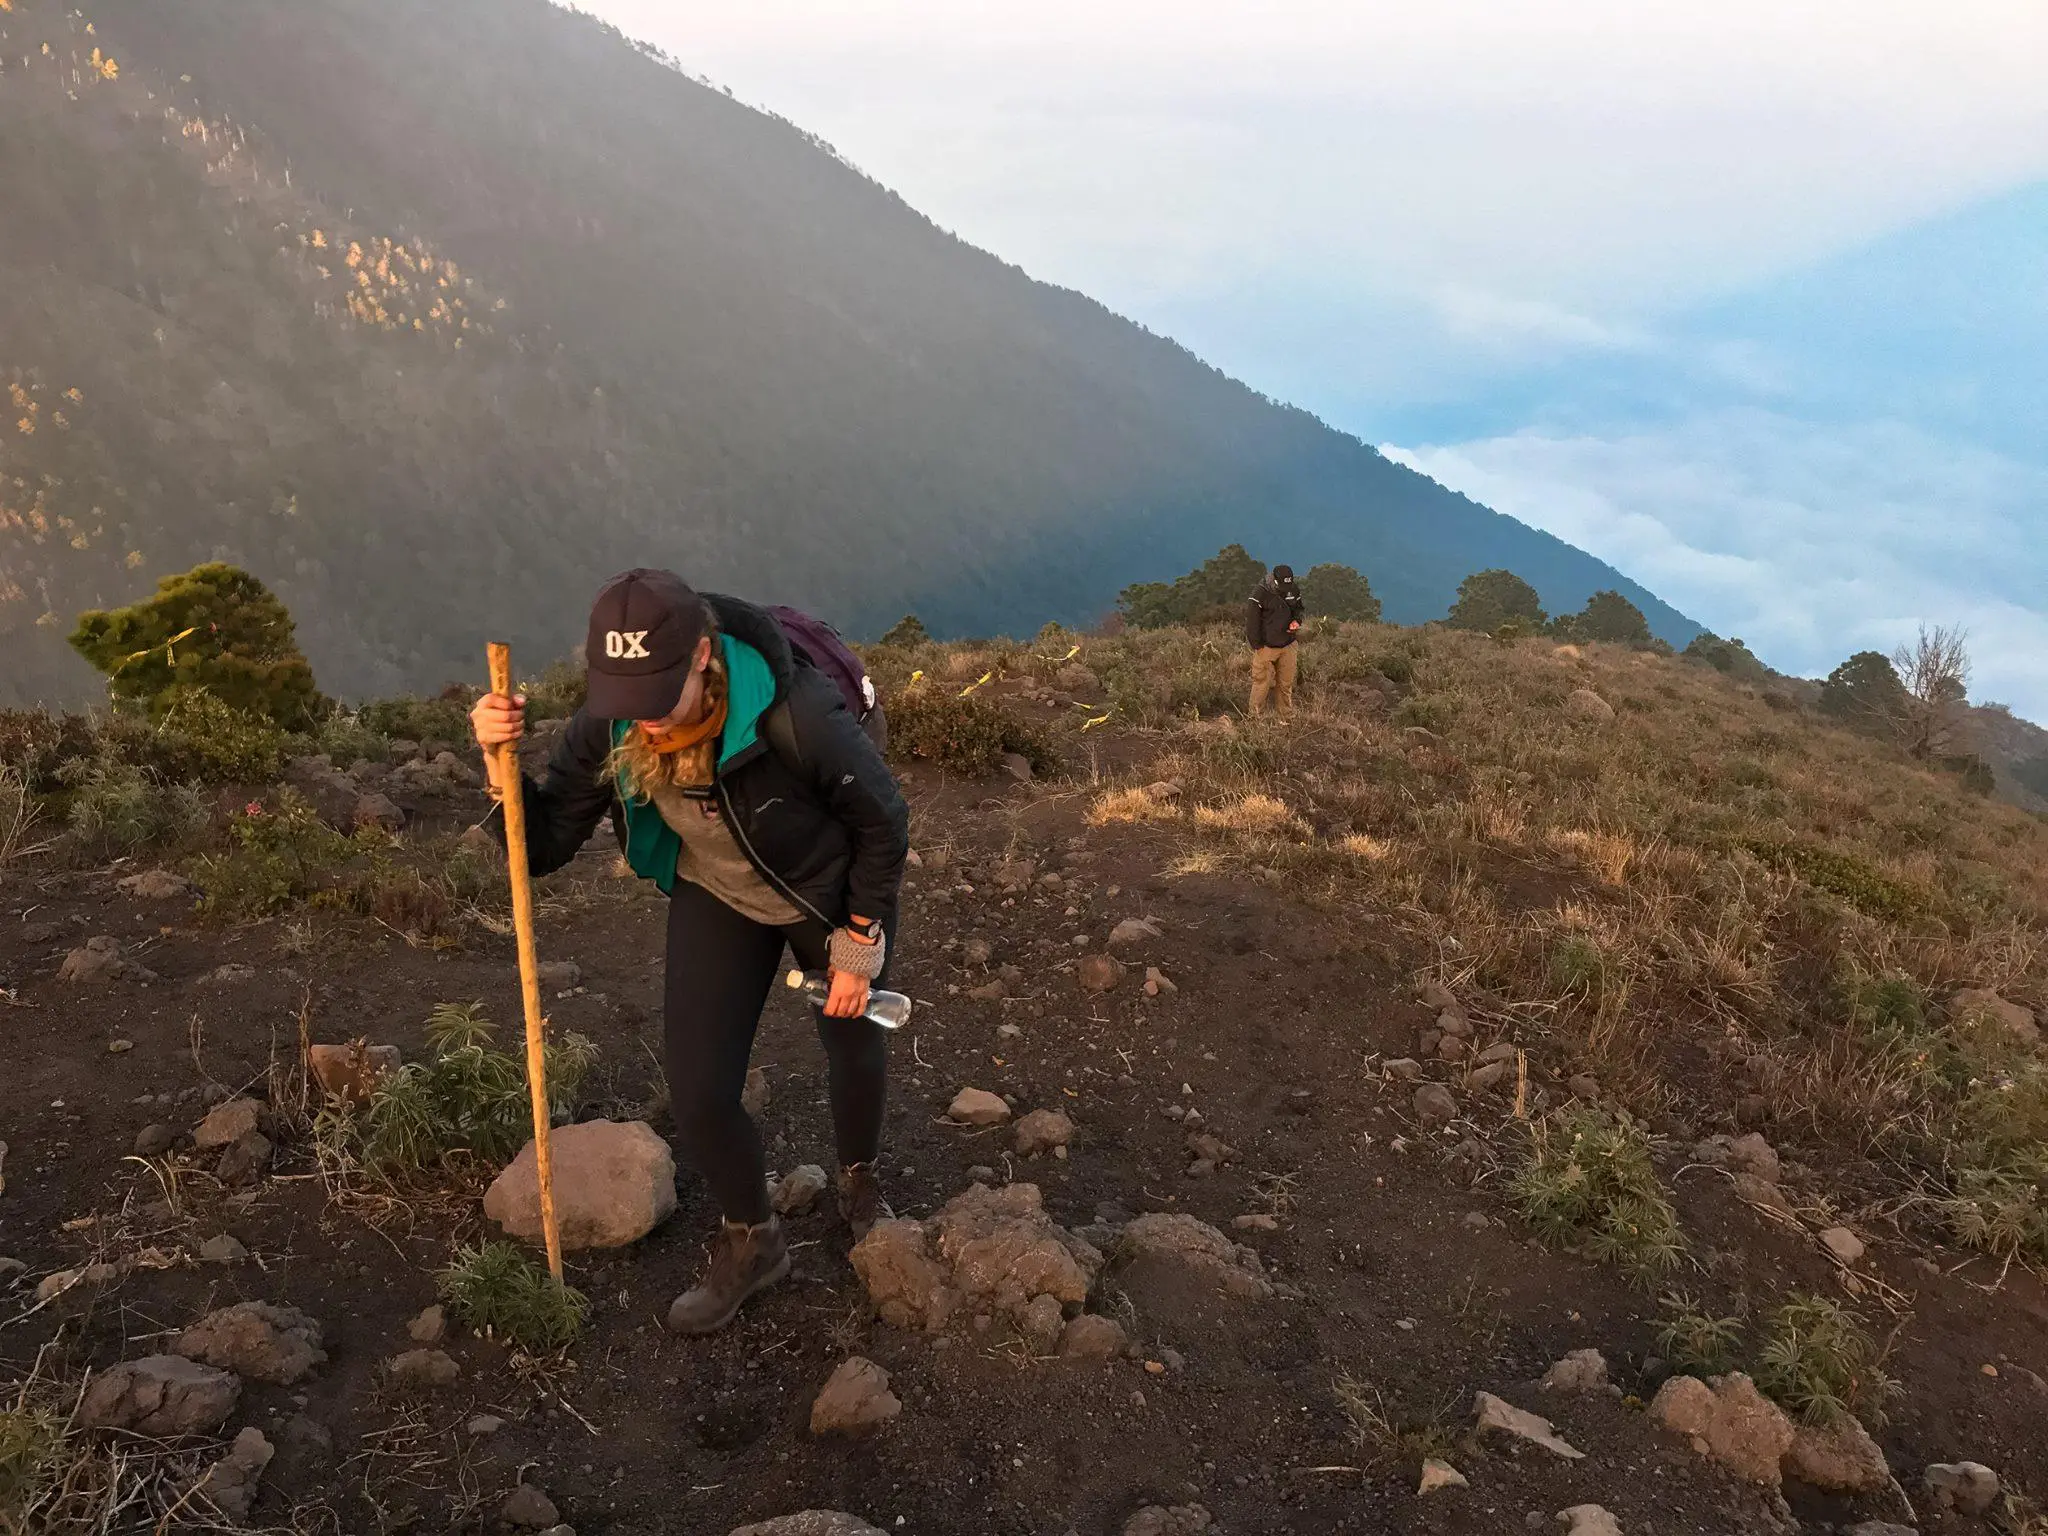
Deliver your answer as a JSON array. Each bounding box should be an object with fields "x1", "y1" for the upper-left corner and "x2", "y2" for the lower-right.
[{"x1": 662, "y1": 880, "x2": 891, "y2": 1225}]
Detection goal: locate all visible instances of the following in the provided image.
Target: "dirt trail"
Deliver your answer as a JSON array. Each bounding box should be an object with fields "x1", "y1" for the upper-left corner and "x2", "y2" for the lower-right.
[{"x1": 3, "y1": 719, "x2": 2044, "y2": 1534}]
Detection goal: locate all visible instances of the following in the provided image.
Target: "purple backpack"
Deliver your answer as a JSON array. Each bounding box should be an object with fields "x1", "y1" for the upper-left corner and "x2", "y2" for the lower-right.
[{"x1": 767, "y1": 605, "x2": 877, "y2": 722}]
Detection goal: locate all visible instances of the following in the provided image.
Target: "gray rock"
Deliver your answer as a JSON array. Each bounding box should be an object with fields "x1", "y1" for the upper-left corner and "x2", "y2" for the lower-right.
[
  {"x1": 1001, "y1": 752, "x2": 1035, "y2": 783},
  {"x1": 384, "y1": 1348, "x2": 459, "y2": 1392},
  {"x1": 946, "y1": 1087, "x2": 1012, "y2": 1126},
  {"x1": 1467, "y1": 1060, "x2": 1510, "y2": 1092},
  {"x1": 275, "y1": 1413, "x2": 334, "y2": 1471},
  {"x1": 194, "y1": 1098, "x2": 269, "y2": 1151},
  {"x1": 215, "y1": 1130, "x2": 274, "y2": 1186},
  {"x1": 961, "y1": 938, "x2": 993, "y2": 966},
  {"x1": 1950, "y1": 988, "x2": 2039, "y2": 1048},
  {"x1": 1557, "y1": 1507, "x2": 1622, "y2": 1536},
  {"x1": 407, "y1": 1304, "x2": 447, "y2": 1344},
  {"x1": 1692, "y1": 1132, "x2": 1780, "y2": 1184},
  {"x1": 352, "y1": 793, "x2": 405, "y2": 833},
  {"x1": 1417, "y1": 1458, "x2": 1468, "y2": 1494},
  {"x1": 1014, "y1": 1109, "x2": 1076, "y2": 1158},
  {"x1": 1107, "y1": 917, "x2": 1162, "y2": 948},
  {"x1": 1414, "y1": 1083, "x2": 1459, "y2": 1126},
  {"x1": 79, "y1": 1355, "x2": 241, "y2": 1436},
  {"x1": 1785, "y1": 1417, "x2": 1890, "y2": 1493},
  {"x1": 1058, "y1": 1313, "x2": 1127, "y2": 1359},
  {"x1": 196, "y1": 1233, "x2": 249, "y2": 1265},
  {"x1": 536, "y1": 959, "x2": 582, "y2": 990},
  {"x1": 1923, "y1": 1460, "x2": 2000, "y2": 1515},
  {"x1": 176, "y1": 1301, "x2": 326, "y2": 1386},
  {"x1": 1472, "y1": 1391, "x2": 1585, "y2": 1458},
  {"x1": 1541, "y1": 1348, "x2": 1609, "y2": 1393},
  {"x1": 1568, "y1": 1073, "x2": 1600, "y2": 1101},
  {"x1": 1818, "y1": 1226, "x2": 1866, "y2": 1264},
  {"x1": 772, "y1": 1164, "x2": 830, "y2": 1216},
  {"x1": 1384, "y1": 1057, "x2": 1423, "y2": 1082},
  {"x1": 134, "y1": 1123, "x2": 178, "y2": 1158},
  {"x1": 728, "y1": 1516, "x2": 887, "y2": 1536},
  {"x1": 1019, "y1": 1292, "x2": 1065, "y2": 1354},
  {"x1": 742, "y1": 1065, "x2": 771, "y2": 1116},
  {"x1": 1123, "y1": 1507, "x2": 1211, "y2": 1536},
  {"x1": 194, "y1": 1426, "x2": 273, "y2": 1524},
  {"x1": 58, "y1": 936, "x2": 158, "y2": 985},
  {"x1": 485, "y1": 1120, "x2": 676, "y2": 1250},
  {"x1": 501, "y1": 1484, "x2": 561, "y2": 1529},
  {"x1": 465, "y1": 1414, "x2": 506, "y2": 1437},
  {"x1": 1121, "y1": 1212, "x2": 1272, "y2": 1299},
  {"x1": 1475, "y1": 1041, "x2": 1520, "y2": 1066},
  {"x1": 809, "y1": 1356, "x2": 901, "y2": 1435},
  {"x1": 118, "y1": 869, "x2": 195, "y2": 900}
]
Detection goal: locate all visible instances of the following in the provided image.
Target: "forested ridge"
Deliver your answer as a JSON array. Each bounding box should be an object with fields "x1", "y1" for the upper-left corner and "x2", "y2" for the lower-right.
[{"x1": 0, "y1": 0, "x2": 1696, "y2": 705}]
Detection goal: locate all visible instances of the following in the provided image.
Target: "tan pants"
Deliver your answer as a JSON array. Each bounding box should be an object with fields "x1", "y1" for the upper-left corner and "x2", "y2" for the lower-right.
[{"x1": 1250, "y1": 644, "x2": 1298, "y2": 716}]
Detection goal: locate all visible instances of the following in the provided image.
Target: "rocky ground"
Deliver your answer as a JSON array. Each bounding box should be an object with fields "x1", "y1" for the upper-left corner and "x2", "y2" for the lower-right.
[{"x1": 3, "y1": 678, "x2": 2045, "y2": 1535}]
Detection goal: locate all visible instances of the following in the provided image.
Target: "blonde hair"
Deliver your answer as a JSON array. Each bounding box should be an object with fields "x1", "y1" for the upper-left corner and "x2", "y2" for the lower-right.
[{"x1": 604, "y1": 625, "x2": 727, "y2": 798}]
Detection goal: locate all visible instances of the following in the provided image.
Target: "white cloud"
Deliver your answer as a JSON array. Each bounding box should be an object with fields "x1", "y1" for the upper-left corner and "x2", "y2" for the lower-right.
[
  {"x1": 1428, "y1": 287, "x2": 1648, "y2": 355},
  {"x1": 1384, "y1": 413, "x2": 2048, "y2": 719}
]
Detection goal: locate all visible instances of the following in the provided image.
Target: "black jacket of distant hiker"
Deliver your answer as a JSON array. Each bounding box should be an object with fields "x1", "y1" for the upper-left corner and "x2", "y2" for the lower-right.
[{"x1": 1247, "y1": 574, "x2": 1306, "y2": 649}]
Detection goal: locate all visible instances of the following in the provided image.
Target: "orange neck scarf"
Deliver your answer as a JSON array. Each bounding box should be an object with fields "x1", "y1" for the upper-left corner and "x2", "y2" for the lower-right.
[{"x1": 642, "y1": 696, "x2": 727, "y2": 756}]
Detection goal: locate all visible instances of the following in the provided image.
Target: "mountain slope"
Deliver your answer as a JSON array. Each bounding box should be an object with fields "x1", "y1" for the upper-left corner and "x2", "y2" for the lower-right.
[{"x1": 0, "y1": 0, "x2": 1698, "y2": 705}]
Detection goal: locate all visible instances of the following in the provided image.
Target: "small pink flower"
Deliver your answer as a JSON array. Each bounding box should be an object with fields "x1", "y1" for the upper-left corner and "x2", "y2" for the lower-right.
[{"x1": 244, "y1": 800, "x2": 265, "y2": 817}]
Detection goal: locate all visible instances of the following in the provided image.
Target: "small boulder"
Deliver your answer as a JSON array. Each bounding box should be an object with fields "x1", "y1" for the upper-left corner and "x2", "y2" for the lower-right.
[
  {"x1": 1785, "y1": 1417, "x2": 1890, "y2": 1494},
  {"x1": 215, "y1": 1130, "x2": 274, "y2": 1186},
  {"x1": 1558, "y1": 1507, "x2": 1622, "y2": 1536},
  {"x1": 352, "y1": 793, "x2": 405, "y2": 833},
  {"x1": 1014, "y1": 1109, "x2": 1075, "y2": 1158},
  {"x1": 742, "y1": 1066, "x2": 771, "y2": 1116},
  {"x1": 1120, "y1": 1213, "x2": 1272, "y2": 1300},
  {"x1": 1123, "y1": 1505, "x2": 1211, "y2": 1536},
  {"x1": 1384, "y1": 1058, "x2": 1423, "y2": 1082},
  {"x1": 134, "y1": 1123, "x2": 178, "y2": 1158},
  {"x1": 1649, "y1": 1373, "x2": 1794, "y2": 1486},
  {"x1": 194, "y1": 1426, "x2": 273, "y2": 1524},
  {"x1": 1568, "y1": 1073, "x2": 1600, "y2": 1101},
  {"x1": 1923, "y1": 1460, "x2": 2000, "y2": 1516},
  {"x1": 1472, "y1": 1391, "x2": 1585, "y2": 1459},
  {"x1": 772, "y1": 1164, "x2": 830, "y2": 1216},
  {"x1": 384, "y1": 1348, "x2": 459, "y2": 1392},
  {"x1": 947, "y1": 1088, "x2": 1012, "y2": 1126},
  {"x1": 1000, "y1": 752, "x2": 1035, "y2": 783},
  {"x1": 1693, "y1": 1132, "x2": 1780, "y2": 1184},
  {"x1": 79, "y1": 1355, "x2": 241, "y2": 1437},
  {"x1": 1467, "y1": 1060, "x2": 1510, "y2": 1092},
  {"x1": 197, "y1": 1233, "x2": 249, "y2": 1264},
  {"x1": 501, "y1": 1484, "x2": 562, "y2": 1529},
  {"x1": 1108, "y1": 917, "x2": 1162, "y2": 948},
  {"x1": 194, "y1": 1098, "x2": 269, "y2": 1151},
  {"x1": 118, "y1": 869, "x2": 195, "y2": 900},
  {"x1": 1143, "y1": 967, "x2": 1178, "y2": 997},
  {"x1": 1818, "y1": 1226, "x2": 1865, "y2": 1265},
  {"x1": 1019, "y1": 1292, "x2": 1066, "y2": 1354},
  {"x1": 1077, "y1": 953, "x2": 1125, "y2": 992},
  {"x1": 849, "y1": 1220, "x2": 954, "y2": 1331},
  {"x1": 1058, "y1": 1314, "x2": 1127, "y2": 1360},
  {"x1": 1565, "y1": 689, "x2": 1616, "y2": 724},
  {"x1": 1951, "y1": 988, "x2": 2039, "y2": 1048},
  {"x1": 408, "y1": 1304, "x2": 447, "y2": 1344},
  {"x1": 809, "y1": 1356, "x2": 901, "y2": 1435},
  {"x1": 536, "y1": 959, "x2": 582, "y2": 990},
  {"x1": 1414, "y1": 1083, "x2": 1458, "y2": 1127},
  {"x1": 1541, "y1": 1349, "x2": 1609, "y2": 1393},
  {"x1": 966, "y1": 979, "x2": 1008, "y2": 1001},
  {"x1": 1417, "y1": 1458, "x2": 1468, "y2": 1495},
  {"x1": 307, "y1": 1042, "x2": 401, "y2": 1106},
  {"x1": 176, "y1": 1301, "x2": 326, "y2": 1385},
  {"x1": 484, "y1": 1120, "x2": 677, "y2": 1250},
  {"x1": 58, "y1": 936, "x2": 158, "y2": 985},
  {"x1": 729, "y1": 1517, "x2": 886, "y2": 1536}
]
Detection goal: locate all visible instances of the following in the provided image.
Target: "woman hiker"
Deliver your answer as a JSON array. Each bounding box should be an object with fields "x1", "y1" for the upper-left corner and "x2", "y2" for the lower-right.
[{"x1": 470, "y1": 568, "x2": 909, "y2": 1335}]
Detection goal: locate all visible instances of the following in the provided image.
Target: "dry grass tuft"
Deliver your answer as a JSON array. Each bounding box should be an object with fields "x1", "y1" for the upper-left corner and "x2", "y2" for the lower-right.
[{"x1": 1088, "y1": 786, "x2": 1182, "y2": 826}]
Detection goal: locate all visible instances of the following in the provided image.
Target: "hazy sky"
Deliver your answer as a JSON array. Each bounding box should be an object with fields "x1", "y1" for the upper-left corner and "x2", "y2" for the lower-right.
[{"x1": 584, "y1": 1, "x2": 2048, "y2": 714}]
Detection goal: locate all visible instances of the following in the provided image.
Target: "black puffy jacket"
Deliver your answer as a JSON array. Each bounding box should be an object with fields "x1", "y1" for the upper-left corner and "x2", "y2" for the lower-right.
[
  {"x1": 489, "y1": 595, "x2": 909, "y2": 934},
  {"x1": 1246, "y1": 575, "x2": 1305, "y2": 649}
]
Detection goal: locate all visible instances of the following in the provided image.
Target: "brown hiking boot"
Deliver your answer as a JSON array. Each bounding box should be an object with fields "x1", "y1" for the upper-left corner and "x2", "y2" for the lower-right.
[
  {"x1": 665, "y1": 1218, "x2": 789, "y2": 1336},
  {"x1": 837, "y1": 1163, "x2": 892, "y2": 1241}
]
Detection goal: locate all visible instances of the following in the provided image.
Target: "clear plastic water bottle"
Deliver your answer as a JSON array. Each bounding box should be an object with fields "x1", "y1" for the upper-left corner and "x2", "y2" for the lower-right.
[{"x1": 784, "y1": 969, "x2": 914, "y2": 1030}]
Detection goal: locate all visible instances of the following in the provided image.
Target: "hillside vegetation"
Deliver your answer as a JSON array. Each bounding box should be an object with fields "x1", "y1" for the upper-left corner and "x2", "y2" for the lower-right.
[{"x1": 1, "y1": 0, "x2": 1694, "y2": 709}]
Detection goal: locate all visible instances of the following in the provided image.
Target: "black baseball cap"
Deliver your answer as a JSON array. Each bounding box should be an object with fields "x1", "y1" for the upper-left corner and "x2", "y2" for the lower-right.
[
  {"x1": 583, "y1": 568, "x2": 708, "y2": 721},
  {"x1": 1273, "y1": 564, "x2": 1296, "y2": 581}
]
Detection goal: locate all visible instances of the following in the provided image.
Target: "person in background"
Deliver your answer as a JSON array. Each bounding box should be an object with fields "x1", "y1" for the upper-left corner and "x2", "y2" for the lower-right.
[
  {"x1": 1246, "y1": 562, "x2": 1305, "y2": 717},
  {"x1": 470, "y1": 569, "x2": 908, "y2": 1336}
]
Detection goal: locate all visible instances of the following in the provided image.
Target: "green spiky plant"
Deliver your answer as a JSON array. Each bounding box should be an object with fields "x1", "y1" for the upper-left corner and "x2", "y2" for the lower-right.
[
  {"x1": 1753, "y1": 1293, "x2": 1900, "y2": 1427},
  {"x1": 1508, "y1": 1108, "x2": 1684, "y2": 1280},
  {"x1": 437, "y1": 1241, "x2": 587, "y2": 1351}
]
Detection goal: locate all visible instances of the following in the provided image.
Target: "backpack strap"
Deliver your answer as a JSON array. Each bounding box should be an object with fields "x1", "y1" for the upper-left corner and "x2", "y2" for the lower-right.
[{"x1": 762, "y1": 699, "x2": 805, "y2": 774}]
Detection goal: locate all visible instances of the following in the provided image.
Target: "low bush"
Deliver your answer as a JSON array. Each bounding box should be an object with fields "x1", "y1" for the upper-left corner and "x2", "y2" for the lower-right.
[
  {"x1": 522, "y1": 658, "x2": 588, "y2": 722},
  {"x1": 136, "y1": 690, "x2": 285, "y2": 784},
  {"x1": 314, "y1": 710, "x2": 394, "y2": 766},
  {"x1": 191, "y1": 792, "x2": 374, "y2": 919},
  {"x1": 1754, "y1": 1294, "x2": 1899, "y2": 1427},
  {"x1": 59, "y1": 760, "x2": 210, "y2": 859},
  {"x1": 437, "y1": 1240, "x2": 588, "y2": 1350},
  {"x1": 1507, "y1": 1108, "x2": 1683, "y2": 1279},
  {"x1": 350, "y1": 1002, "x2": 595, "y2": 1174},
  {"x1": 359, "y1": 693, "x2": 473, "y2": 745},
  {"x1": 1655, "y1": 1293, "x2": 1744, "y2": 1376},
  {"x1": 886, "y1": 687, "x2": 1057, "y2": 778}
]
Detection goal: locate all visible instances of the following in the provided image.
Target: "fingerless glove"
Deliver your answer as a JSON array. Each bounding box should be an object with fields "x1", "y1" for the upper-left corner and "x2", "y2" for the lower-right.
[{"x1": 828, "y1": 925, "x2": 887, "y2": 980}]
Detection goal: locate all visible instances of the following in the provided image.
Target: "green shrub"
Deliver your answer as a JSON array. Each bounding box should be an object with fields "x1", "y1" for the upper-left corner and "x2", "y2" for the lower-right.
[
  {"x1": 1939, "y1": 1156, "x2": 2048, "y2": 1264},
  {"x1": 1117, "y1": 543, "x2": 1264, "y2": 629},
  {"x1": 522, "y1": 658, "x2": 588, "y2": 722},
  {"x1": 315, "y1": 711, "x2": 394, "y2": 766},
  {"x1": 886, "y1": 687, "x2": 1058, "y2": 778},
  {"x1": 0, "y1": 1403, "x2": 64, "y2": 1521},
  {"x1": 1446, "y1": 569, "x2": 1545, "y2": 633},
  {"x1": 438, "y1": 1240, "x2": 588, "y2": 1350},
  {"x1": 191, "y1": 791, "x2": 374, "y2": 919},
  {"x1": 1745, "y1": 839, "x2": 1926, "y2": 923},
  {"x1": 1507, "y1": 1108, "x2": 1683, "y2": 1279},
  {"x1": 1754, "y1": 1294, "x2": 1899, "y2": 1427},
  {"x1": 356, "y1": 1002, "x2": 595, "y2": 1173},
  {"x1": 1655, "y1": 1293, "x2": 1744, "y2": 1377},
  {"x1": 359, "y1": 693, "x2": 474, "y2": 744},
  {"x1": 1392, "y1": 695, "x2": 1454, "y2": 732},
  {"x1": 1373, "y1": 653, "x2": 1416, "y2": 691},
  {"x1": 878, "y1": 614, "x2": 930, "y2": 648},
  {"x1": 1553, "y1": 590, "x2": 1652, "y2": 646},
  {"x1": 60, "y1": 760, "x2": 210, "y2": 858},
  {"x1": 68, "y1": 562, "x2": 323, "y2": 729},
  {"x1": 137, "y1": 690, "x2": 285, "y2": 784},
  {"x1": 1548, "y1": 934, "x2": 1608, "y2": 997},
  {"x1": 1684, "y1": 632, "x2": 1770, "y2": 682},
  {"x1": 1819, "y1": 651, "x2": 1908, "y2": 737},
  {"x1": 0, "y1": 709, "x2": 99, "y2": 790},
  {"x1": 1299, "y1": 563, "x2": 1381, "y2": 623}
]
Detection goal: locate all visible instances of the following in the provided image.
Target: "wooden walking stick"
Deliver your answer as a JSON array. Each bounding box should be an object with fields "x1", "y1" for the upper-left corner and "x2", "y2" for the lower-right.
[{"x1": 486, "y1": 642, "x2": 564, "y2": 1284}]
